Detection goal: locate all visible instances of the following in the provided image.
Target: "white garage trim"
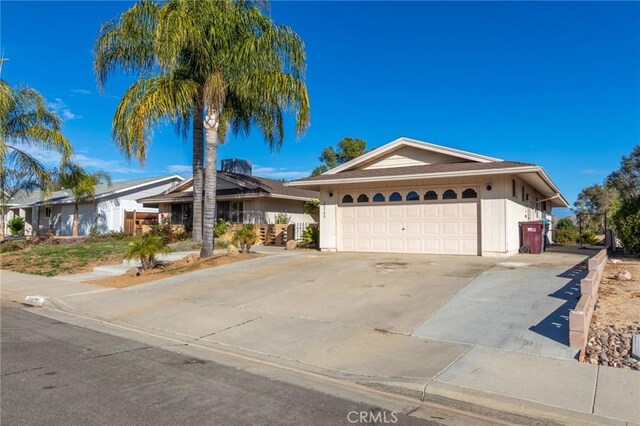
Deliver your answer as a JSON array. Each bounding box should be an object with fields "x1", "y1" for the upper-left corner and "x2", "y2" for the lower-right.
[{"x1": 337, "y1": 185, "x2": 480, "y2": 255}]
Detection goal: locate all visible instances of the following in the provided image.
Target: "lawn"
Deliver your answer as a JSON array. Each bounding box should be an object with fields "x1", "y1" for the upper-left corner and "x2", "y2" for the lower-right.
[{"x1": 0, "y1": 238, "x2": 132, "y2": 277}]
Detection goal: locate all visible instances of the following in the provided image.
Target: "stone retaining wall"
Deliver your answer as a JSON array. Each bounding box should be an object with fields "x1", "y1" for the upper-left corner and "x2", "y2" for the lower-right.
[{"x1": 569, "y1": 249, "x2": 608, "y2": 349}]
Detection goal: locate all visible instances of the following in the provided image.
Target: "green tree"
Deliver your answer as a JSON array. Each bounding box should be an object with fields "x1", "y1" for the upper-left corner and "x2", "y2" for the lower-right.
[
  {"x1": 0, "y1": 80, "x2": 72, "y2": 182},
  {"x1": 612, "y1": 195, "x2": 640, "y2": 254},
  {"x1": 57, "y1": 163, "x2": 111, "y2": 237},
  {"x1": 95, "y1": 0, "x2": 310, "y2": 257},
  {"x1": 311, "y1": 137, "x2": 366, "y2": 176},
  {"x1": 607, "y1": 145, "x2": 640, "y2": 199},
  {"x1": 573, "y1": 183, "x2": 618, "y2": 233}
]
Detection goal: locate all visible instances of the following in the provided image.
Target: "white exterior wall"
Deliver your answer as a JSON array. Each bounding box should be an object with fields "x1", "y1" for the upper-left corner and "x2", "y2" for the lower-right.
[
  {"x1": 29, "y1": 179, "x2": 180, "y2": 236},
  {"x1": 504, "y1": 175, "x2": 553, "y2": 254},
  {"x1": 252, "y1": 198, "x2": 315, "y2": 224},
  {"x1": 480, "y1": 175, "x2": 508, "y2": 256},
  {"x1": 319, "y1": 174, "x2": 554, "y2": 257},
  {"x1": 319, "y1": 190, "x2": 337, "y2": 251}
]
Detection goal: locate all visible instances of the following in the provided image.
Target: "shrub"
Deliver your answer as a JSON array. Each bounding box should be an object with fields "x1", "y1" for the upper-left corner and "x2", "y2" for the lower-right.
[
  {"x1": 581, "y1": 231, "x2": 599, "y2": 245},
  {"x1": 555, "y1": 218, "x2": 578, "y2": 245},
  {"x1": 232, "y1": 224, "x2": 257, "y2": 252},
  {"x1": 612, "y1": 195, "x2": 640, "y2": 254},
  {"x1": 124, "y1": 234, "x2": 171, "y2": 270},
  {"x1": 214, "y1": 219, "x2": 230, "y2": 238},
  {"x1": 7, "y1": 216, "x2": 25, "y2": 236},
  {"x1": 304, "y1": 199, "x2": 319, "y2": 215},
  {"x1": 274, "y1": 211, "x2": 291, "y2": 224},
  {"x1": 148, "y1": 217, "x2": 178, "y2": 243},
  {"x1": 300, "y1": 225, "x2": 319, "y2": 248},
  {"x1": 215, "y1": 240, "x2": 230, "y2": 249}
]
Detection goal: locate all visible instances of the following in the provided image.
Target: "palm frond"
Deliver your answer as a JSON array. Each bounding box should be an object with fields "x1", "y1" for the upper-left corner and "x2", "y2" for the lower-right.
[{"x1": 112, "y1": 73, "x2": 199, "y2": 162}]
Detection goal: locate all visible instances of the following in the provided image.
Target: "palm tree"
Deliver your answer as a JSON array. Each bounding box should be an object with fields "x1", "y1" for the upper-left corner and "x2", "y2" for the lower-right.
[
  {"x1": 57, "y1": 163, "x2": 111, "y2": 237},
  {"x1": 94, "y1": 0, "x2": 310, "y2": 257},
  {"x1": 94, "y1": 0, "x2": 204, "y2": 243},
  {"x1": 0, "y1": 79, "x2": 72, "y2": 187}
]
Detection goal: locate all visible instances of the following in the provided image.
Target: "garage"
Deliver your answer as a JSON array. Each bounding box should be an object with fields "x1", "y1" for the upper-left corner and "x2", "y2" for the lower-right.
[
  {"x1": 338, "y1": 186, "x2": 479, "y2": 255},
  {"x1": 287, "y1": 137, "x2": 569, "y2": 257}
]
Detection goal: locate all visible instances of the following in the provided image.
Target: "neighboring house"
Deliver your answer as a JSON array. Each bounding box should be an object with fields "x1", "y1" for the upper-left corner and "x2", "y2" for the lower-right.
[
  {"x1": 4, "y1": 175, "x2": 184, "y2": 237},
  {"x1": 287, "y1": 137, "x2": 569, "y2": 257},
  {"x1": 138, "y1": 159, "x2": 318, "y2": 227}
]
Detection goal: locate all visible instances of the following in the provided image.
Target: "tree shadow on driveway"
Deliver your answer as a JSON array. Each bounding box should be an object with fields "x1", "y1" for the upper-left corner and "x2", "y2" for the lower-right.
[{"x1": 528, "y1": 262, "x2": 587, "y2": 353}]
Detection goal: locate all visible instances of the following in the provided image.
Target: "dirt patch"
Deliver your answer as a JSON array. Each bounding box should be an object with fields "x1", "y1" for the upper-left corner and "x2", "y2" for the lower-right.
[
  {"x1": 595, "y1": 257, "x2": 640, "y2": 327},
  {"x1": 88, "y1": 252, "x2": 264, "y2": 288}
]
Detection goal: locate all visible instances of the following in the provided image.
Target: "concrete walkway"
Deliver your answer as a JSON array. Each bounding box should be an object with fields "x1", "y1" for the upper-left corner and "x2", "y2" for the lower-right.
[{"x1": 1, "y1": 250, "x2": 638, "y2": 425}]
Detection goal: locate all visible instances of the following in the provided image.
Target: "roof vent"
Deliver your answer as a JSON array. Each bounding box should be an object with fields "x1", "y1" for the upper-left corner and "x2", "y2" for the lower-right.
[{"x1": 221, "y1": 158, "x2": 252, "y2": 176}]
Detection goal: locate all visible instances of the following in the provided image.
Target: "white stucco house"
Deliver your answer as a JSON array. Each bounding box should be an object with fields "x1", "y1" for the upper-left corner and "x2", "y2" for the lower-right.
[
  {"x1": 288, "y1": 137, "x2": 569, "y2": 257},
  {"x1": 137, "y1": 159, "x2": 318, "y2": 227},
  {"x1": 3, "y1": 175, "x2": 183, "y2": 237}
]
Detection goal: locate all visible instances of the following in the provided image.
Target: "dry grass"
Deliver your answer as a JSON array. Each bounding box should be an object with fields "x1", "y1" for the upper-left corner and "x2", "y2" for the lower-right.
[
  {"x1": 0, "y1": 239, "x2": 131, "y2": 276},
  {"x1": 596, "y1": 257, "x2": 640, "y2": 327},
  {"x1": 88, "y1": 252, "x2": 264, "y2": 288}
]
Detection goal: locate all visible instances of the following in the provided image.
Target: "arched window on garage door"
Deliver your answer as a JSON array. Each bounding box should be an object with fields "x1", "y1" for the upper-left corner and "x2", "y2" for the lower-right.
[
  {"x1": 443, "y1": 189, "x2": 457, "y2": 200},
  {"x1": 357, "y1": 194, "x2": 369, "y2": 203},
  {"x1": 424, "y1": 190, "x2": 438, "y2": 200},
  {"x1": 341, "y1": 194, "x2": 353, "y2": 204},
  {"x1": 406, "y1": 191, "x2": 419, "y2": 201},
  {"x1": 389, "y1": 192, "x2": 402, "y2": 202},
  {"x1": 372, "y1": 193, "x2": 385, "y2": 203},
  {"x1": 462, "y1": 188, "x2": 478, "y2": 199}
]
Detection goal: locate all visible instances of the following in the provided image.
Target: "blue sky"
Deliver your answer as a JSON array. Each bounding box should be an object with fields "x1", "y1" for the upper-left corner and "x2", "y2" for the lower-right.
[{"x1": 2, "y1": 1, "x2": 639, "y2": 214}]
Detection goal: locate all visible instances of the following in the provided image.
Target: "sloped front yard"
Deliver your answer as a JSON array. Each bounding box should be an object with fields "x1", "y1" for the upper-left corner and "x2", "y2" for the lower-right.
[
  {"x1": 0, "y1": 239, "x2": 131, "y2": 277},
  {"x1": 585, "y1": 257, "x2": 640, "y2": 370}
]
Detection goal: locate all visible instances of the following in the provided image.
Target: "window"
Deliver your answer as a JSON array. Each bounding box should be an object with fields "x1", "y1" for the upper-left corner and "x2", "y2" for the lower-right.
[
  {"x1": 44, "y1": 206, "x2": 52, "y2": 218},
  {"x1": 357, "y1": 194, "x2": 369, "y2": 203},
  {"x1": 341, "y1": 194, "x2": 353, "y2": 204},
  {"x1": 170, "y1": 203, "x2": 193, "y2": 225},
  {"x1": 406, "y1": 191, "x2": 419, "y2": 201},
  {"x1": 525, "y1": 194, "x2": 529, "y2": 201},
  {"x1": 424, "y1": 190, "x2": 438, "y2": 200},
  {"x1": 542, "y1": 201, "x2": 547, "y2": 212},
  {"x1": 522, "y1": 186, "x2": 525, "y2": 202},
  {"x1": 512, "y1": 179, "x2": 516, "y2": 197},
  {"x1": 217, "y1": 201, "x2": 244, "y2": 223},
  {"x1": 389, "y1": 192, "x2": 402, "y2": 202},
  {"x1": 462, "y1": 188, "x2": 477, "y2": 199},
  {"x1": 372, "y1": 193, "x2": 385, "y2": 203},
  {"x1": 443, "y1": 189, "x2": 457, "y2": 200}
]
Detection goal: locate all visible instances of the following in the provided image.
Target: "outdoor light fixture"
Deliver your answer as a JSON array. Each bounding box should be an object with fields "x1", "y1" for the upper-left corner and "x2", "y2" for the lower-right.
[{"x1": 486, "y1": 184, "x2": 492, "y2": 191}]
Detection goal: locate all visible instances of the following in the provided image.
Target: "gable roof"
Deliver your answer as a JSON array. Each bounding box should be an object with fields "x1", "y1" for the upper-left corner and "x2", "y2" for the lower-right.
[
  {"x1": 292, "y1": 161, "x2": 536, "y2": 184},
  {"x1": 325, "y1": 137, "x2": 502, "y2": 175},
  {"x1": 137, "y1": 170, "x2": 318, "y2": 204},
  {"x1": 287, "y1": 137, "x2": 568, "y2": 208},
  {"x1": 9, "y1": 175, "x2": 184, "y2": 207}
]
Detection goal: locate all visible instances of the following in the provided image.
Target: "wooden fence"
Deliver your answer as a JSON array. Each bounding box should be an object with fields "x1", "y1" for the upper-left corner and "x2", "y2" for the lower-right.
[{"x1": 569, "y1": 248, "x2": 608, "y2": 349}]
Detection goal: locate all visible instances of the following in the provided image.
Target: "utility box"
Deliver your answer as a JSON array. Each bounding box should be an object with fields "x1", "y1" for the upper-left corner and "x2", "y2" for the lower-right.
[{"x1": 519, "y1": 221, "x2": 545, "y2": 254}]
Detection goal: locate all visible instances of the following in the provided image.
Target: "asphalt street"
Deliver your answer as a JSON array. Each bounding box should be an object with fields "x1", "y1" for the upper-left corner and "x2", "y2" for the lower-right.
[{"x1": 1, "y1": 302, "x2": 435, "y2": 426}]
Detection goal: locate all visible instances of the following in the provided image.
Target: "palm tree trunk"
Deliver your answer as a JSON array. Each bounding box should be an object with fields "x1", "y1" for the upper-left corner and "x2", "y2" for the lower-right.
[
  {"x1": 200, "y1": 109, "x2": 219, "y2": 258},
  {"x1": 73, "y1": 202, "x2": 79, "y2": 237},
  {"x1": 191, "y1": 102, "x2": 204, "y2": 243}
]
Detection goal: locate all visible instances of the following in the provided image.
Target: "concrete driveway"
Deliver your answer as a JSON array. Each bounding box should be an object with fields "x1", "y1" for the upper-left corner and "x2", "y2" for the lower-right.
[
  {"x1": 7, "y1": 248, "x2": 592, "y2": 366},
  {"x1": 412, "y1": 248, "x2": 592, "y2": 360}
]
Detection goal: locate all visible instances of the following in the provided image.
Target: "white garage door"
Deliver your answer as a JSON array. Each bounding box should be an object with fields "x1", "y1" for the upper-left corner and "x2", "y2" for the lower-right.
[{"x1": 338, "y1": 187, "x2": 479, "y2": 255}]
